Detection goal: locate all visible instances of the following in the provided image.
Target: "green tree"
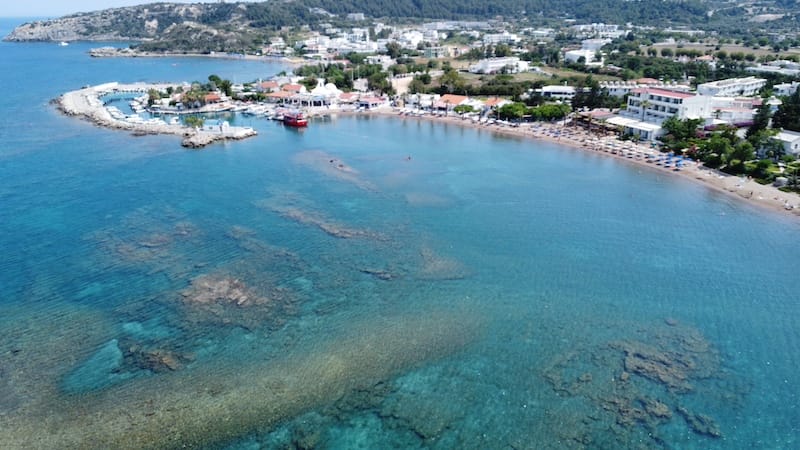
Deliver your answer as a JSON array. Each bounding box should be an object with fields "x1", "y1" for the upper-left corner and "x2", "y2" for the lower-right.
[
  {"x1": 385, "y1": 42, "x2": 402, "y2": 59},
  {"x1": 147, "y1": 88, "x2": 162, "y2": 106},
  {"x1": 730, "y1": 141, "x2": 755, "y2": 169},
  {"x1": 299, "y1": 76, "x2": 318, "y2": 91},
  {"x1": 218, "y1": 79, "x2": 233, "y2": 97},
  {"x1": 494, "y1": 44, "x2": 511, "y2": 57},
  {"x1": 208, "y1": 74, "x2": 222, "y2": 90},
  {"x1": 497, "y1": 102, "x2": 526, "y2": 120},
  {"x1": 184, "y1": 116, "x2": 204, "y2": 128},
  {"x1": 408, "y1": 78, "x2": 426, "y2": 94},
  {"x1": 698, "y1": 134, "x2": 734, "y2": 168},
  {"x1": 368, "y1": 72, "x2": 394, "y2": 95},
  {"x1": 390, "y1": 64, "x2": 408, "y2": 76},
  {"x1": 438, "y1": 69, "x2": 466, "y2": 94},
  {"x1": 746, "y1": 102, "x2": 771, "y2": 139},
  {"x1": 661, "y1": 116, "x2": 703, "y2": 149},
  {"x1": 773, "y1": 89, "x2": 800, "y2": 132},
  {"x1": 749, "y1": 129, "x2": 783, "y2": 160}
]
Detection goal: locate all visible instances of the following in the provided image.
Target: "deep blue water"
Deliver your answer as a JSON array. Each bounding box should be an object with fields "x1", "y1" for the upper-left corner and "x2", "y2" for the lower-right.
[{"x1": 2, "y1": 18, "x2": 800, "y2": 449}]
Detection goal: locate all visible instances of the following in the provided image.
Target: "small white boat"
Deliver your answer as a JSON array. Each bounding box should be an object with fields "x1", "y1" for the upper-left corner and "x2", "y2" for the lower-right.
[{"x1": 58, "y1": 41, "x2": 69, "y2": 47}]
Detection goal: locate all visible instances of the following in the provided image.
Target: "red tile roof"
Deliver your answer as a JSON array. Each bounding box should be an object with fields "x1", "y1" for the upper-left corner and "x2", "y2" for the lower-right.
[
  {"x1": 484, "y1": 97, "x2": 508, "y2": 107},
  {"x1": 440, "y1": 94, "x2": 469, "y2": 105},
  {"x1": 633, "y1": 87, "x2": 695, "y2": 99},
  {"x1": 267, "y1": 91, "x2": 295, "y2": 99},
  {"x1": 282, "y1": 84, "x2": 304, "y2": 92}
]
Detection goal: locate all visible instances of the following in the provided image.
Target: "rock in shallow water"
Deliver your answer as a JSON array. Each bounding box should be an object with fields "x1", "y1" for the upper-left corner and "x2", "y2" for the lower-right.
[{"x1": 62, "y1": 339, "x2": 134, "y2": 393}]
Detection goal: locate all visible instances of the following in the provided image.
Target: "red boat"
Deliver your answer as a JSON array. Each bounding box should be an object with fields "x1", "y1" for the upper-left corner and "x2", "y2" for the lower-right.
[{"x1": 283, "y1": 111, "x2": 308, "y2": 127}]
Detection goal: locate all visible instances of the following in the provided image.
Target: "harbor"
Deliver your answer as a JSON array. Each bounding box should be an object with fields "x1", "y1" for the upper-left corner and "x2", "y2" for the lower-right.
[{"x1": 57, "y1": 82, "x2": 257, "y2": 148}]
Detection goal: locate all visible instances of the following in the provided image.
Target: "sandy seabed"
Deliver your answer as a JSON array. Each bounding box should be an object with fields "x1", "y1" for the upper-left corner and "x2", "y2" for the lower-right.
[{"x1": 350, "y1": 108, "x2": 800, "y2": 220}]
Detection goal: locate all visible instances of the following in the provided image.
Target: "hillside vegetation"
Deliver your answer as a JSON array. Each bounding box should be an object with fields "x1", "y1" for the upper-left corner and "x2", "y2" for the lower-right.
[{"x1": 4, "y1": 1, "x2": 800, "y2": 53}]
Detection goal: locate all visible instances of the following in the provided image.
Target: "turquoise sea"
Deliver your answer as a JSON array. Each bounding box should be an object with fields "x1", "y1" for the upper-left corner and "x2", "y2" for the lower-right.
[{"x1": 2, "y1": 18, "x2": 800, "y2": 449}]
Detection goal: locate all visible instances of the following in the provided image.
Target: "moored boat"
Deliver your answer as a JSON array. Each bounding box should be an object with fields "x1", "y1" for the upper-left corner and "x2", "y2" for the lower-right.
[{"x1": 283, "y1": 111, "x2": 308, "y2": 127}]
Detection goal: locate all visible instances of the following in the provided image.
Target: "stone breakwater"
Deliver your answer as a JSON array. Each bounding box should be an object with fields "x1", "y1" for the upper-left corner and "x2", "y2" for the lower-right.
[{"x1": 56, "y1": 82, "x2": 256, "y2": 148}]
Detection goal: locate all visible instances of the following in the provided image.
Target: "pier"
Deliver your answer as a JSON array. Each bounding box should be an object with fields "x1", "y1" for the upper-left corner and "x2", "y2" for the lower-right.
[{"x1": 57, "y1": 82, "x2": 257, "y2": 148}]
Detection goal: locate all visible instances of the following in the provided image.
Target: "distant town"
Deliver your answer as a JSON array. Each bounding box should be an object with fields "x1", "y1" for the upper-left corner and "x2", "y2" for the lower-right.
[{"x1": 79, "y1": 15, "x2": 800, "y2": 192}]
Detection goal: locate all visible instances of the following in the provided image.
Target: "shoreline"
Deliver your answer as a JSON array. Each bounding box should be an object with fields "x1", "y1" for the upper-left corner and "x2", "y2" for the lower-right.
[
  {"x1": 87, "y1": 47, "x2": 306, "y2": 66},
  {"x1": 54, "y1": 82, "x2": 799, "y2": 219},
  {"x1": 349, "y1": 108, "x2": 800, "y2": 220}
]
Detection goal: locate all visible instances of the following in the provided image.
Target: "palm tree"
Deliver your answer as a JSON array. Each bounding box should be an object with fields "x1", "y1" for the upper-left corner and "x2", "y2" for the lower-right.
[{"x1": 640, "y1": 99, "x2": 651, "y2": 122}]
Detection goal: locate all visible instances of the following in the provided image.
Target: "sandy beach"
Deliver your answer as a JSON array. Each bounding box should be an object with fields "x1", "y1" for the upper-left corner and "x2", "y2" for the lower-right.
[
  {"x1": 55, "y1": 82, "x2": 800, "y2": 218},
  {"x1": 352, "y1": 108, "x2": 800, "y2": 220}
]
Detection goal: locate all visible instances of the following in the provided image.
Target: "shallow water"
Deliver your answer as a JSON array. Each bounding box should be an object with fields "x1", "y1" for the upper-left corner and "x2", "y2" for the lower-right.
[{"x1": 2, "y1": 18, "x2": 800, "y2": 449}]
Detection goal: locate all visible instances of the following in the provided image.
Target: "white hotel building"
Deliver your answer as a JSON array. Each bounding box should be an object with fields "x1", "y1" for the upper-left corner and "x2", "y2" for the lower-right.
[
  {"x1": 610, "y1": 88, "x2": 711, "y2": 141},
  {"x1": 468, "y1": 57, "x2": 529, "y2": 74},
  {"x1": 696, "y1": 77, "x2": 766, "y2": 97}
]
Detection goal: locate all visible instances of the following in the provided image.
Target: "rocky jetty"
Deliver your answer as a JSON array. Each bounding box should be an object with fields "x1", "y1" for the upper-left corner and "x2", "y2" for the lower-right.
[{"x1": 57, "y1": 83, "x2": 256, "y2": 148}]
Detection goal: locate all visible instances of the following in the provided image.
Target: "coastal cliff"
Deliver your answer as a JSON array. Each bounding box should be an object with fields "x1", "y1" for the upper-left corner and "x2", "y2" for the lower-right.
[
  {"x1": 3, "y1": 4, "x2": 204, "y2": 42},
  {"x1": 2, "y1": 2, "x2": 285, "y2": 52}
]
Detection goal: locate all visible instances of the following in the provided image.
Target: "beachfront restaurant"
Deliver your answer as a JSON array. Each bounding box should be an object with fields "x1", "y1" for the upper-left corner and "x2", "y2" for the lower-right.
[{"x1": 605, "y1": 116, "x2": 663, "y2": 142}]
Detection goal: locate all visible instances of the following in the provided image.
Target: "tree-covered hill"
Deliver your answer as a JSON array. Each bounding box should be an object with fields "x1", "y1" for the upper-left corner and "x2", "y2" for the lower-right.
[
  {"x1": 306, "y1": 0, "x2": 713, "y2": 24},
  {"x1": 4, "y1": 1, "x2": 799, "y2": 52}
]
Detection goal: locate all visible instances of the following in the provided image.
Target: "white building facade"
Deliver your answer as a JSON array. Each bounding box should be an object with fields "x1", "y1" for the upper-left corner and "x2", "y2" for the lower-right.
[
  {"x1": 697, "y1": 77, "x2": 766, "y2": 97},
  {"x1": 468, "y1": 57, "x2": 529, "y2": 74},
  {"x1": 613, "y1": 88, "x2": 711, "y2": 141}
]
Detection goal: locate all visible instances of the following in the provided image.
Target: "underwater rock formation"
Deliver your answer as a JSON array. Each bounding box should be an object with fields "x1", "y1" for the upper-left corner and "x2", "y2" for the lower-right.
[
  {"x1": 612, "y1": 340, "x2": 694, "y2": 393},
  {"x1": 541, "y1": 320, "x2": 729, "y2": 447},
  {"x1": 677, "y1": 406, "x2": 722, "y2": 438},
  {"x1": 276, "y1": 206, "x2": 384, "y2": 240},
  {"x1": 257, "y1": 192, "x2": 386, "y2": 242},
  {"x1": 293, "y1": 150, "x2": 377, "y2": 191},
  {"x1": 417, "y1": 246, "x2": 470, "y2": 280},
  {"x1": 0, "y1": 307, "x2": 482, "y2": 449},
  {"x1": 178, "y1": 273, "x2": 297, "y2": 331}
]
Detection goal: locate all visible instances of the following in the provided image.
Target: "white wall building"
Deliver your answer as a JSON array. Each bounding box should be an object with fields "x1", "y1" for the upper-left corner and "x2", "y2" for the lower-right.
[
  {"x1": 482, "y1": 31, "x2": 520, "y2": 45},
  {"x1": 468, "y1": 57, "x2": 529, "y2": 74},
  {"x1": 366, "y1": 55, "x2": 395, "y2": 70},
  {"x1": 581, "y1": 39, "x2": 610, "y2": 51},
  {"x1": 564, "y1": 49, "x2": 598, "y2": 65},
  {"x1": 624, "y1": 88, "x2": 711, "y2": 123},
  {"x1": 747, "y1": 61, "x2": 800, "y2": 77},
  {"x1": 614, "y1": 88, "x2": 712, "y2": 141},
  {"x1": 775, "y1": 130, "x2": 800, "y2": 156},
  {"x1": 398, "y1": 30, "x2": 424, "y2": 49},
  {"x1": 536, "y1": 85, "x2": 577, "y2": 101},
  {"x1": 564, "y1": 39, "x2": 609, "y2": 67},
  {"x1": 697, "y1": 77, "x2": 766, "y2": 97},
  {"x1": 774, "y1": 81, "x2": 800, "y2": 97},
  {"x1": 571, "y1": 23, "x2": 625, "y2": 39},
  {"x1": 599, "y1": 81, "x2": 691, "y2": 98}
]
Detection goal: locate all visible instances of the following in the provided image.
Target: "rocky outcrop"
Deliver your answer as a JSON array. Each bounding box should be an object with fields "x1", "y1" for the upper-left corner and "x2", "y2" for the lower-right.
[
  {"x1": 3, "y1": 4, "x2": 206, "y2": 42},
  {"x1": 3, "y1": 2, "x2": 286, "y2": 53}
]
